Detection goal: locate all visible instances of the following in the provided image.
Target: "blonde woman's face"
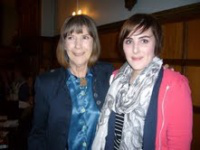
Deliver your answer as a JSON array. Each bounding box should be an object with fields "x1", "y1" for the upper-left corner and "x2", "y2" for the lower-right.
[{"x1": 64, "y1": 26, "x2": 93, "y2": 69}]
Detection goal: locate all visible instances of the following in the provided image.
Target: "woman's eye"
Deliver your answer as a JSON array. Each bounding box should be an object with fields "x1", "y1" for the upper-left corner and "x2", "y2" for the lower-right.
[
  {"x1": 141, "y1": 39, "x2": 149, "y2": 43},
  {"x1": 124, "y1": 39, "x2": 132, "y2": 44},
  {"x1": 66, "y1": 36, "x2": 73, "y2": 40},
  {"x1": 83, "y1": 35, "x2": 90, "y2": 40}
]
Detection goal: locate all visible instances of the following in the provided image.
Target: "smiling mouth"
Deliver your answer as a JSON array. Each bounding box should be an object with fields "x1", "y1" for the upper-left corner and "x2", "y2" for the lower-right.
[{"x1": 73, "y1": 52, "x2": 84, "y2": 56}]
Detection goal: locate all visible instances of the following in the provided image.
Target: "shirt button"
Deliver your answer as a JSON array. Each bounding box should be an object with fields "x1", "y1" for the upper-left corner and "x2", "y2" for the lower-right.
[
  {"x1": 80, "y1": 91, "x2": 85, "y2": 96},
  {"x1": 96, "y1": 100, "x2": 101, "y2": 105},
  {"x1": 82, "y1": 125, "x2": 87, "y2": 131},
  {"x1": 81, "y1": 108, "x2": 86, "y2": 113},
  {"x1": 82, "y1": 142, "x2": 87, "y2": 147},
  {"x1": 94, "y1": 93, "x2": 98, "y2": 98},
  {"x1": 69, "y1": 89, "x2": 74, "y2": 93}
]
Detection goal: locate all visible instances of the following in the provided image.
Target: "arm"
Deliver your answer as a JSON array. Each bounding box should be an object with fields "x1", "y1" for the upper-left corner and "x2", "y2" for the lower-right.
[
  {"x1": 167, "y1": 75, "x2": 193, "y2": 150},
  {"x1": 28, "y1": 77, "x2": 49, "y2": 150}
]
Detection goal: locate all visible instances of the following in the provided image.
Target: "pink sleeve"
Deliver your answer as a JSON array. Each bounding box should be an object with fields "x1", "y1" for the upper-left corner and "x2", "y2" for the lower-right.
[
  {"x1": 112, "y1": 70, "x2": 119, "y2": 77},
  {"x1": 167, "y1": 76, "x2": 193, "y2": 150},
  {"x1": 109, "y1": 70, "x2": 119, "y2": 85}
]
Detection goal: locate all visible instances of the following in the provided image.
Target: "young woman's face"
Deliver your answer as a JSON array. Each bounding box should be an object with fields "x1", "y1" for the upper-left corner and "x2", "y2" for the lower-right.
[
  {"x1": 65, "y1": 26, "x2": 93, "y2": 68},
  {"x1": 123, "y1": 27, "x2": 156, "y2": 75}
]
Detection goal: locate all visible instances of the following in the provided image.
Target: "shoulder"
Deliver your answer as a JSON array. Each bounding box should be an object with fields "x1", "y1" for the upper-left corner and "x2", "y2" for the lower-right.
[
  {"x1": 38, "y1": 68, "x2": 64, "y2": 79},
  {"x1": 35, "y1": 67, "x2": 65, "y2": 86},
  {"x1": 91, "y1": 61, "x2": 114, "y2": 75},
  {"x1": 93, "y1": 61, "x2": 114, "y2": 70},
  {"x1": 161, "y1": 69, "x2": 191, "y2": 99},
  {"x1": 163, "y1": 69, "x2": 189, "y2": 86}
]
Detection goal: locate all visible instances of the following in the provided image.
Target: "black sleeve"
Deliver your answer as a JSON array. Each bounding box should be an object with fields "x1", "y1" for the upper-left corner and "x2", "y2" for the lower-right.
[{"x1": 28, "y1": 77, "x2": 48, "y2": 150}]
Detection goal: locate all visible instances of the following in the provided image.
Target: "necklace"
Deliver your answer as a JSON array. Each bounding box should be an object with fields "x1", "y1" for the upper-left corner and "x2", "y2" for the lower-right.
[{"x1": 80, "y1": 78, "x2": 87, "y2": 86}]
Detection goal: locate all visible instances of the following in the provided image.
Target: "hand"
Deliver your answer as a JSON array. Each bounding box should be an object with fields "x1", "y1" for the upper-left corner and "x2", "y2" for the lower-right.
[{"x1": 163, "y1": 64, "x2": 174, "y2": 71}]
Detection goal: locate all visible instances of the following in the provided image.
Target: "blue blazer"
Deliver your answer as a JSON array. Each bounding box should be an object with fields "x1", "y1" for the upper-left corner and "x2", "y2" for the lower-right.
[{"x1": 28, "y1": 62, "x2": 114, "y2": 150}]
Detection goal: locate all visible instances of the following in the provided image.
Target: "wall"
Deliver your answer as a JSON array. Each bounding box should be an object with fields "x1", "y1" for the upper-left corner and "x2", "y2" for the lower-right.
[
  {"x1": 0, "y1": 0, "x2": 18, "y2": 46},
  {"x1": 42, "y1": 0, "x2": 200, "y2": 36},
  {"x1": 41, "y1": 0, "x2": 56, "y2": 36}
]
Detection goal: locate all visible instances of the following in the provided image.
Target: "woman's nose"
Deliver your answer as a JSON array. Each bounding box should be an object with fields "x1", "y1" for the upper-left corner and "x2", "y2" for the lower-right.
[
  {"x1": 75, "y1": 38, "x2": 81, "y2": 48},
  {"x1": 132, "y1": 43, "x2": 139, "y2": 53}
]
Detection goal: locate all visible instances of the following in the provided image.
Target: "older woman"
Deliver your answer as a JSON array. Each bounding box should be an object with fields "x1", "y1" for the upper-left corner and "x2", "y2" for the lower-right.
[
  {"x1": 28, "y1": 15, "x2": 114, "y2": 150},
  {"x1": 92, "y1": 13, "x2": 193, "y2": 150}
]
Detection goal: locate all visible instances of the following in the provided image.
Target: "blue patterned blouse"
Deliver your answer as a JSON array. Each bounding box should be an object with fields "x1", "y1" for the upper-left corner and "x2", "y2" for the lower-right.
[{"x1": 66, "y1": 70, "x2": 100, "y2": 150}]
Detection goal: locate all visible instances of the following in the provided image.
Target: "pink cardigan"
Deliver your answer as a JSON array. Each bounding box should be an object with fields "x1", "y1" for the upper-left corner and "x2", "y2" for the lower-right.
[{"x1": 155, "y1": 69, "x2": 193, "y2": 150}]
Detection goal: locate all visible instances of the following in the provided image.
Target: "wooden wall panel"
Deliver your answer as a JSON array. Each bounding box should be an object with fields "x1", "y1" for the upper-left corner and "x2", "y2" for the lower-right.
[
  {"x1": 185, "y1": 67, "x2": 200, "y2": 106},
  {"x1": 187, "y1": 18, "x2": 200, "y2": 59},
  {"x1": 17, "y1": 0, "x2": 40, "y2": 37},
  {"x1": 38, "y1": 37, "x2": 59, "y2": 72},
  {"x1": 161, "y1": 22, "x2": 184, "y2": 59},
  {"x1": 99, "y1": 31, "x2": 120, "y2": 59},
  {"x1": 184, "y1": 19, "x2": 200, "y2": 107},
  {"x1": 99, "y1": 31, "x2": 125, "y2": 68},
  {"x1": 170, "y1": 65, "x2": 182, "y2": 72}
]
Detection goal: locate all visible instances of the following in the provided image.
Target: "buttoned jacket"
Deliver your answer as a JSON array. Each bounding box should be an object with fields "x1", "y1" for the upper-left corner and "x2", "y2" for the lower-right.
[{"x1": 28, "y1": 61, "x2": 114, "y2": 150}]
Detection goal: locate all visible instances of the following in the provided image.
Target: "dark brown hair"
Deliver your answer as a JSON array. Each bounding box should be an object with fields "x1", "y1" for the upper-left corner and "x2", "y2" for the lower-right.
[
  {"x1": 56, "y1": 15, "x2": 100, "y2": 68},
  {"x1": 119, "y1": 13, "x2": 163, "y2": 56}
]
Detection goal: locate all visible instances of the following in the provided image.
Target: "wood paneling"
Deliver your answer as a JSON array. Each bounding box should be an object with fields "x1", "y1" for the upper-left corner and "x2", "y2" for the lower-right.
[
  {"x1": 192, "y1": 113, "x2": 200, "y2": 149},
  {"x1": 187, "y1": 18, "x2": 200, "y2": 59},
  {"x1": 185, "y1": 66, "x2": 200, "y2": 106},
  {"x1": 99, "y1": 30, "x2": 125, "y2": 68},
  {"x1": 16, "y1": 0, "x2": 40, "y2": 37},
  {"x1": 0, "y1": 46, "x2": 16, "y2": 69},
  {"x1": 99, "y1": 31, "x2": 120, "y2": 59},
  {"x1": 184, "y1": 19, "x2": 200, "y2": 107},
  {"x1": 39, "y1": 37, "x2": 59, "y2": 71},
  {"x1": 161, "y1": 22, "x2": 184, "y2": 59},
  {"x1": 0, "y1": 0, "x2": 41, "y2": 75}
]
